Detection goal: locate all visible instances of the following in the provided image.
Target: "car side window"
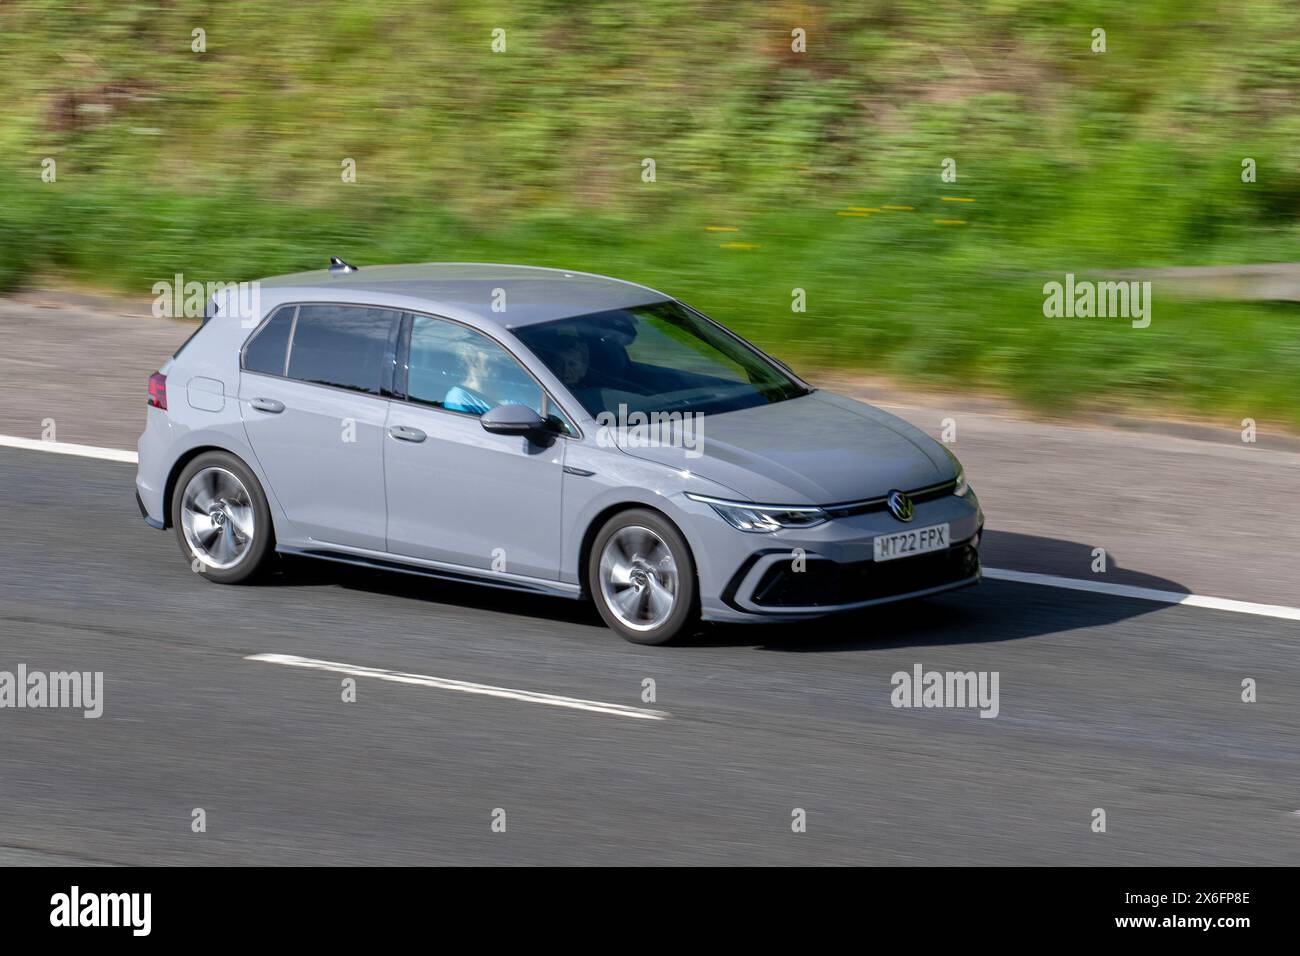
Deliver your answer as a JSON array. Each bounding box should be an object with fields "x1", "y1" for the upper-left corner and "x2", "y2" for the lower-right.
[
  {"x1": 242, "y1": 306, "x2": 295, "y2": 375},
  {"x1": 286, "y1": 305, "x2": 397, "y2": 395},
  {"x1": 405, "y1": 314, "x2": 543, "y2": 418}
]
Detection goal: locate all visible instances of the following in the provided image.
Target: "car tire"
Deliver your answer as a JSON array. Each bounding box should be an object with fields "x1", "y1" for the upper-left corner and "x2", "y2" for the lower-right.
[
  {"x1": 588, "y1": 508, "x2": 698, "y2": 645},
  {"x1": 171, "y1": 450, "x2": 275, "y2": 584}
]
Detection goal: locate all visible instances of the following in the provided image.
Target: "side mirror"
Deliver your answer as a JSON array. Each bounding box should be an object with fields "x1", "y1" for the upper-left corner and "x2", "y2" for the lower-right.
[{"x1": 480, "y1": 404, "x2": 550, "y2": 440}]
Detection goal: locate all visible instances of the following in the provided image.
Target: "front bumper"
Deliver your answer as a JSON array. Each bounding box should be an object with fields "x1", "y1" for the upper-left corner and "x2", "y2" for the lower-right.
[
  {"x1": 682, "y1": 488, "x2": 984, "y2": 621},
  {"x1": 722, "y1": 537, "x2": 979, "y2": 615}
]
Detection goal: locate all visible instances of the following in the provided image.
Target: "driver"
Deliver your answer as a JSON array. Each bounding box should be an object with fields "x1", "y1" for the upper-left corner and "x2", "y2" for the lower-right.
[{"x1": 552, "y1": 336, "x2": 590, "y2": 386}]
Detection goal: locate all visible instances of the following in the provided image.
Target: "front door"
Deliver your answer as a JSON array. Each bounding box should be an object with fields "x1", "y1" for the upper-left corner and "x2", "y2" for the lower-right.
[{"x1": 383, "y1": 312, "x2": 564, "y2": 580}]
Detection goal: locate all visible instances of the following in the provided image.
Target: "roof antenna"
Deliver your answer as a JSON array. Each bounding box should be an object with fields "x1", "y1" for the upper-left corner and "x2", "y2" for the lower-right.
[{"x1": 329, "y1": 256, "x2": 359, "y2": 275}]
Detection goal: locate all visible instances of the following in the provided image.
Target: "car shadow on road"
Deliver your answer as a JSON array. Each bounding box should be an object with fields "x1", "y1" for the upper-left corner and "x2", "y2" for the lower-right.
[
  {"x1": 260, "y1": 531, "x2": 1190, "y2": 652},
  {"x1": 692, "y1": 530, "x2": 1191, "y2": 652},
  {"x1": 267, "y1": 555, "x2": 607, "y2": 628}
]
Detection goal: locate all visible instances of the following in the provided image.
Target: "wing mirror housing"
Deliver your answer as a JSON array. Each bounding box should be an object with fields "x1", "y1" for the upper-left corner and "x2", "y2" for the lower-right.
[{"x1": 480, "y1": 404, "x2": 552, "y2": 442}]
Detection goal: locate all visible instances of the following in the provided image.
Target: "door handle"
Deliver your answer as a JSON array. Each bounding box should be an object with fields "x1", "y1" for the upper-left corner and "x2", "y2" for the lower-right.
[
  {"x1": 250, "y1": 398, "x2": 285, "y2": 413},
  {"x1": 388, "y1": 425, "x2": 426, "y2": 443}
]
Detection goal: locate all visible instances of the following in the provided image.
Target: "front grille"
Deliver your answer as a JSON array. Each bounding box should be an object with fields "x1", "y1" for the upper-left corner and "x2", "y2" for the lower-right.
[
  {"x1": 750, "y1": 542, "x2": 979, "y2": 608},
  {"x1": 822, "y1": 480, "x2": 957, "y2": 519}
]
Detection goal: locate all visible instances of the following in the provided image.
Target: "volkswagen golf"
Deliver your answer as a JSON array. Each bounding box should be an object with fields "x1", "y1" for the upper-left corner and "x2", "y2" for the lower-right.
[{"x1": 136, "y1": 261, "x2": 983, "y2": 644}]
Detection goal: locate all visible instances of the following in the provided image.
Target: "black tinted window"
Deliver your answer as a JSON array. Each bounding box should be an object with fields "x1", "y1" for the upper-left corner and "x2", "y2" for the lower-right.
[
  {"x1": 242, "y1": 306, "x2": 294, "y2": 375},
  {"x1": 287, "y1": 305, "x2": 397, "y2": 394}
]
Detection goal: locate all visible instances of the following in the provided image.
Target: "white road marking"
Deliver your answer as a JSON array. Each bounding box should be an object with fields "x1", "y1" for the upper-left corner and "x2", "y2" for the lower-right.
[
  {"x1": 0, "y1": 434, "x2": 137, "y2": 463},
  {"x1": 983, "y1": 568, "x2": 1300, "y2": 622},
  {"x1": 246, "y1": 653, "x2": 670, "y2": 721},
  {"x1": 4, "y1": 433, "x2": 1299, "y2": 624}
]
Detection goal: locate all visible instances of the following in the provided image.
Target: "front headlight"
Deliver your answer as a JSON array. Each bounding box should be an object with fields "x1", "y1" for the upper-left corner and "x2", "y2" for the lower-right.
[
  {"x1": 685, "y1": 493, "x2": 828, "y2": 533},
  {"x1": 941, "y1": 446, "x2": 968, "y2": 496},
  {"x1": 953, "y1": 463, "x2": 968, "y2": 497}
]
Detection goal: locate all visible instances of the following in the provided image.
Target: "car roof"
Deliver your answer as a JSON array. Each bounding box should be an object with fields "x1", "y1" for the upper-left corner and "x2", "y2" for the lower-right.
[{"x1": 258, "y1": 262, "x2": 672, "y2": 328}]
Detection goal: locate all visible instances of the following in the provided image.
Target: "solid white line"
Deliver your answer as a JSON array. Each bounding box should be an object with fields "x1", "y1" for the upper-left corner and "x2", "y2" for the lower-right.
[
  {"x1": 0, "y1": 434, "x2": 137, "y2": 464},
  {"x1": 983, "y1": 568, "x2": 1300, "y2": 622},
  {"x1": 245, "y1": 653, "x2": 670, "y2": 721},
  {"x1": 4, "y1": 433, "x2": 1299, "y2": 624}
]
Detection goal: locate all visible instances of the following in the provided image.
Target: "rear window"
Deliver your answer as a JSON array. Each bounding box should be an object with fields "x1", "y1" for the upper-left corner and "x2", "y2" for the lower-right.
[
  {"x1": 286, "y1": 304, "x2": 397, "y2": 395},
  {"x1": 242, "y1": 306, "x2": 295, "y2": 375}
]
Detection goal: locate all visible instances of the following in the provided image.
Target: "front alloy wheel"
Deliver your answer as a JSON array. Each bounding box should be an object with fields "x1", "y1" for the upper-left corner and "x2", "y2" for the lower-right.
[{"x1": 589, "y1": 509, "x2": 697, "y2": 644}]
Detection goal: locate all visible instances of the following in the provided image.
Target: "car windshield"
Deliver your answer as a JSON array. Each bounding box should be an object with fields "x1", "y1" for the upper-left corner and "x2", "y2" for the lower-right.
[{"x1": 514, "y1": 300, "x2": 809, "y2": 418}]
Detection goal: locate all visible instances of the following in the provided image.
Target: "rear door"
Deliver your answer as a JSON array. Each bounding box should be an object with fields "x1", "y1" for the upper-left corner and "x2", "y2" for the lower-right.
[
  {"x1": 382, "y1": 312, "x2": 566, "y2": 580},
  {"x1": 239, "y1": 303, "x2": 400, "y2": 550}
]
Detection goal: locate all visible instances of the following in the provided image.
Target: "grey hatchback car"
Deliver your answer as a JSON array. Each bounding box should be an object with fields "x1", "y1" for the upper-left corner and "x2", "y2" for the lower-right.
[{"x1": 136, "y1": 261, "x2": 983, "y2": 644}]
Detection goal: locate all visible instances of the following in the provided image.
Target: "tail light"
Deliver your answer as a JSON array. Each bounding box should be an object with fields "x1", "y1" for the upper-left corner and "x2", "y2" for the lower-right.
[{"x1": 148, "y1": 371, "x2": 168, "y2": 410}]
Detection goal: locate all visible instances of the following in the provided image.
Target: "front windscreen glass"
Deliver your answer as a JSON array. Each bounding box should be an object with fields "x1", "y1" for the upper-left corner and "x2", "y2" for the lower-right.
[{"x1": 513, "y1": 300, "x2": 808, "y2": 418}]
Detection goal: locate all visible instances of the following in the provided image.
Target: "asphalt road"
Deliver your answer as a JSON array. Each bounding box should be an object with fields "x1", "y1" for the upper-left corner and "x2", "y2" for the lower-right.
[{"x1": 2, "y1": 447, "x2": 1298, "y2": 865}]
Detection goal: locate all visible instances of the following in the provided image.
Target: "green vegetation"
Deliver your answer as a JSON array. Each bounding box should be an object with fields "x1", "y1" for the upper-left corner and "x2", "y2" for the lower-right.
[{"x1": 2, "y1": 0, "x2": 1299, "y2": 423}]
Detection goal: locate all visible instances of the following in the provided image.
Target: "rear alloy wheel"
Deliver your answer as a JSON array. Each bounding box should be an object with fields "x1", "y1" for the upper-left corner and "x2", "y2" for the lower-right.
[
  {"x1": 171, "y1": 451, "x2": 274, "y2": 584},
  {"x1": 589, "y1": 509, "x2": 697, "y2": 645}
]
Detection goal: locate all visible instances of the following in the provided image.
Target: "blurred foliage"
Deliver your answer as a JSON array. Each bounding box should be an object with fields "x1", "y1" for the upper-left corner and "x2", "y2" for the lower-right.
[{"x1": 1, "y1": 0, "x2": 1298, "y2": 422}]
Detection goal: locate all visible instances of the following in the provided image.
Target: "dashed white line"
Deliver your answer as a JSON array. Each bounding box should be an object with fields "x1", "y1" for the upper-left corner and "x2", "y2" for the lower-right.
[
  {"x1": 0, "y1": 435, "x2": 137, "y2": 464},
  {"x1": 983, "y1": 568, "x2": 1300, "y2": 622},
  {"x1": 4, "y1": 433, "x2": 1299, "y2": 624},
  {"x1": 246, "y1": 653, "x2": 670, "y2": 721}
]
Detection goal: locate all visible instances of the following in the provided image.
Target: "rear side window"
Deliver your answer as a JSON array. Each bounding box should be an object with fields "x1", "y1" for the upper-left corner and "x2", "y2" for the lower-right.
[
  {"x1": 286, "y1": 305, "x2": 398, "y2": 395},
  {"x1": 243, "y1": 306, "x2": 295, "y2": 375}
]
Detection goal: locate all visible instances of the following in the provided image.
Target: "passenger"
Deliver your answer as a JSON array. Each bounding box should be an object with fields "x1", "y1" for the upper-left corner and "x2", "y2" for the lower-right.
[{"x1": 443, "y1": 344, "x2": 493, "y2": 414}]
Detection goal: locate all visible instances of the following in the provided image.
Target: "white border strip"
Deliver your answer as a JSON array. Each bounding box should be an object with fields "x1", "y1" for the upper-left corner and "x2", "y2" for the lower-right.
[
  {"x1": 246, "y1": 653, "x2": 670, "y2": 721},
  {"x1": 4, "y1": 434, "x2": 1299, "y2": 624},
  {"x1": 984, "y1": 568, "x2": 1300, "y2": 622},
  {"x1": 0, "y1": 435, "x2": 137, "y2": 464}
]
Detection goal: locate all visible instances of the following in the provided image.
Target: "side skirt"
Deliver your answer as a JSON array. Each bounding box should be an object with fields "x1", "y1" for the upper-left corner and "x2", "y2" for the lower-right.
[{"x1": 276, "y1": 545, "x2": 584, "y2": 601}]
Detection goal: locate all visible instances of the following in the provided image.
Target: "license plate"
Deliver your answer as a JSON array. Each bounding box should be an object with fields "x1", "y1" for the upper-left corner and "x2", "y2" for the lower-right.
[{"x1": 873, "y1": 523, "x2": 949, "y2": 562}]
